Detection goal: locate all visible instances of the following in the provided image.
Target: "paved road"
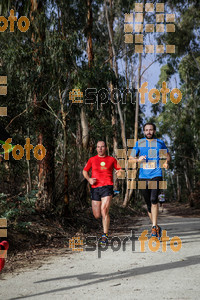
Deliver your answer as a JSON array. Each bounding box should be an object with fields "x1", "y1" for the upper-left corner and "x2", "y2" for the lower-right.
[{"x1": 0, "y1": 213, "x2": 200, "y2": 300}]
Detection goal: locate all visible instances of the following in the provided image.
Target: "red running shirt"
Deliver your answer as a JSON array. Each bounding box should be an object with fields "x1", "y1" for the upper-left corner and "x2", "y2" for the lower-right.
[{"x1": 83, "y1": 155, "x2": 121, "y2": 188}]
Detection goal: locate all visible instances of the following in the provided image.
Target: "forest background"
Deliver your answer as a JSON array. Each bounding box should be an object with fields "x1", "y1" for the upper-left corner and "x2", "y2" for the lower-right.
[{"x1": 0, "y1": 0, "x2": 199, "y2": 261}]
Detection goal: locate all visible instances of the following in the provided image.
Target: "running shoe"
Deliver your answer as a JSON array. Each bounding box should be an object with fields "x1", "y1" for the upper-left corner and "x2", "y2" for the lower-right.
[
  {"x1": 150, "y1": 226, "x2": 157, "y2": 238},
  {"x1": 156, "y1": 225, "x2": 162, "y2": 241},
  {"x1": 113, "y1": 190, "x2": 120, "y2": 198},
  {"x1": 99, "y1": 234, "x2": 108, "y2": 245}
]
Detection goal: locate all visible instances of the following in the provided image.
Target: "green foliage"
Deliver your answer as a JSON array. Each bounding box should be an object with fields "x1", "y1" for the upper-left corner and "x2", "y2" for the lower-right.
[
  {"x1": 0, "y1": 191, "x2": 37, "y2": 232},
  {"x1": 0, "y1": 0, "x2": 199, "y2": 215}
]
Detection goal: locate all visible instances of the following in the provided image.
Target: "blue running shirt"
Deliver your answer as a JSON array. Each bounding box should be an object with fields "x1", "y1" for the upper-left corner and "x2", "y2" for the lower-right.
[{"x1": 131, "y1": 138, "x2": 169, "y2": 179}]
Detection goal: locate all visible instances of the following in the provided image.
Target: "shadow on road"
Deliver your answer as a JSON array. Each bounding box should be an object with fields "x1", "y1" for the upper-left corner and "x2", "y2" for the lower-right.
[{"x1": 10, "y1": 254, "x2": 200, "y2": 300}]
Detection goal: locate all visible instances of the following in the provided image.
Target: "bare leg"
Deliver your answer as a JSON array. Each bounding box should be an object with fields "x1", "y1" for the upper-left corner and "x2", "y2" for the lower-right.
[
  {"x1": 92, "y1": 200, "x2": 101, "y2": 219},
  {"x1": 148, "y1": 204, "x2": 159, "y2": 224},
  {"x1": 101, "y1": 196, "x2": 112, "y2": 234},
  {"x1": 148, "y1": 211, "x2": 152, "y2": 223},
  {"x1": 151, "y1": 203, "x2": 158, "y2": 227}
]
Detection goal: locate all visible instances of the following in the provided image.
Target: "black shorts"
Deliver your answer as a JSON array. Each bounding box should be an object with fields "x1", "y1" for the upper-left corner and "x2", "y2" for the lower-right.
[
  {"x1": 91, "y1": 185, "x2": 114, "y2": 201},
  {"x1": 140, "y1": 177, "x2": 162, "y2": 213}
]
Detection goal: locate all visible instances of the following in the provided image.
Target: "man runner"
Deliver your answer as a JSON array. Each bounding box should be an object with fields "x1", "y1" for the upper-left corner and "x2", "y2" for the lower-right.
[
  {"x1": 130, "y1": 123, "x2": 170, "y2": 239},
  {"x1": 83, "y1": 141, "x2": 121, "y2": 244}
]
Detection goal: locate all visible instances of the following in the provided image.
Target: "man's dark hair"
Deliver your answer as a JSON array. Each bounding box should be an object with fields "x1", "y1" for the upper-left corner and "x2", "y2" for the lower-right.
[
  {"x1": 143, "y1": 122, "x2": 156, "y2": 131},
  {"x1": 97, "y1": 140, "x2": 107, "y2": 147}
]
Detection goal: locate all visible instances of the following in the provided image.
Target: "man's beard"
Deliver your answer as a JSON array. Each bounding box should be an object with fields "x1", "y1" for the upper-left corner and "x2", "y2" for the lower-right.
[{"x1": 145, "y1": 133, "x2": 155, "y2": 139}]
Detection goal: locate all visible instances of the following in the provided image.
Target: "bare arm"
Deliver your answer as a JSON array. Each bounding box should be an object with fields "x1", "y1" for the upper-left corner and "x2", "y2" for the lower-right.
[
  {"x1": 82, "y1": 170, "x2": 96, "y2": 185},
  {"x1": 163, "y1": 153, "x2": 171, "y2": 169},
  {"x1": 129, "y1": 155, "x2": 146, "y2": 163}
]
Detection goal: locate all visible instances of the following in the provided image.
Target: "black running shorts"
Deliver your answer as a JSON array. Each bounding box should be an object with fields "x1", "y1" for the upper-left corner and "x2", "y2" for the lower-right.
[
  {"x1": 140, "y1": 177, "x2": 162, "y2": 213},
  {"x1": 91, "y1": 185, "x2": 114, "y2": 201}
]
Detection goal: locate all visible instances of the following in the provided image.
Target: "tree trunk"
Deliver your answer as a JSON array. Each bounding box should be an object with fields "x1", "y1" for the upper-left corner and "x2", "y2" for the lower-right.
[
  {"x1": 134, "y1": 53, "x2": 142, "y2": 141},
  {"x1": 184, "y1": 168, "x2": 193, "y2": 206},
  {"x1": 170, "y1": 173, "x2": 176, "y2": 201},
  {"x1": 26, "y1": 103, "x2": 32, "y2": 193},
  {"x1": 30, "y1": 1, "x2": 55, "y2": 211},
  {"x1": 80, "y1": 0, "x2": 94, "y2": 151},
  {"x1": 36, "y1": 129, "x2": 55, "y2": 210},
  {"x1": 123, "y1": 52, "x2": 143, "y2": 207},
  {"x1": 105, "y1": 0, "x2": 127, "y2": 193},
  {"x1": 111, "y1": 107, "x2": 118, "y2": 156},
  {"x1": 108, "y1": 8, "x2": 118, "y2": 157},
  {"x1": 86, "y1": 0, "x2": 94, "y2": 68},
  {"x1": 123, "y1": 52, "x2": 142, "y2": 207},
  {"x1": 176, "y1": 174, "x2": 180, "y2": 202},
  {"x1": 105, "y1": 0, "x2": 124, "y2": 193},
  {"x1": 59, "y1": 88, "x2": 69, "y2": 209},
  {"x1": 81, "y1": 107, "x2": 89, "y2": 149}
]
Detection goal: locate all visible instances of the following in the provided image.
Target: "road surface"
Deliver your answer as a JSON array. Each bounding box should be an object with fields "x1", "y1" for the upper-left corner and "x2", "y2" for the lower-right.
[{"x1": 0, "y1": 212, "x2": 200, "y2": 300}]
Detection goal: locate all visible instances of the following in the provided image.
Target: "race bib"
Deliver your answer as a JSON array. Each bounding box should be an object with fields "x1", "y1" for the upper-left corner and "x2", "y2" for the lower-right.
[{"x1": 143, "y1": 161, "x2": 156, "y2": 169}]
